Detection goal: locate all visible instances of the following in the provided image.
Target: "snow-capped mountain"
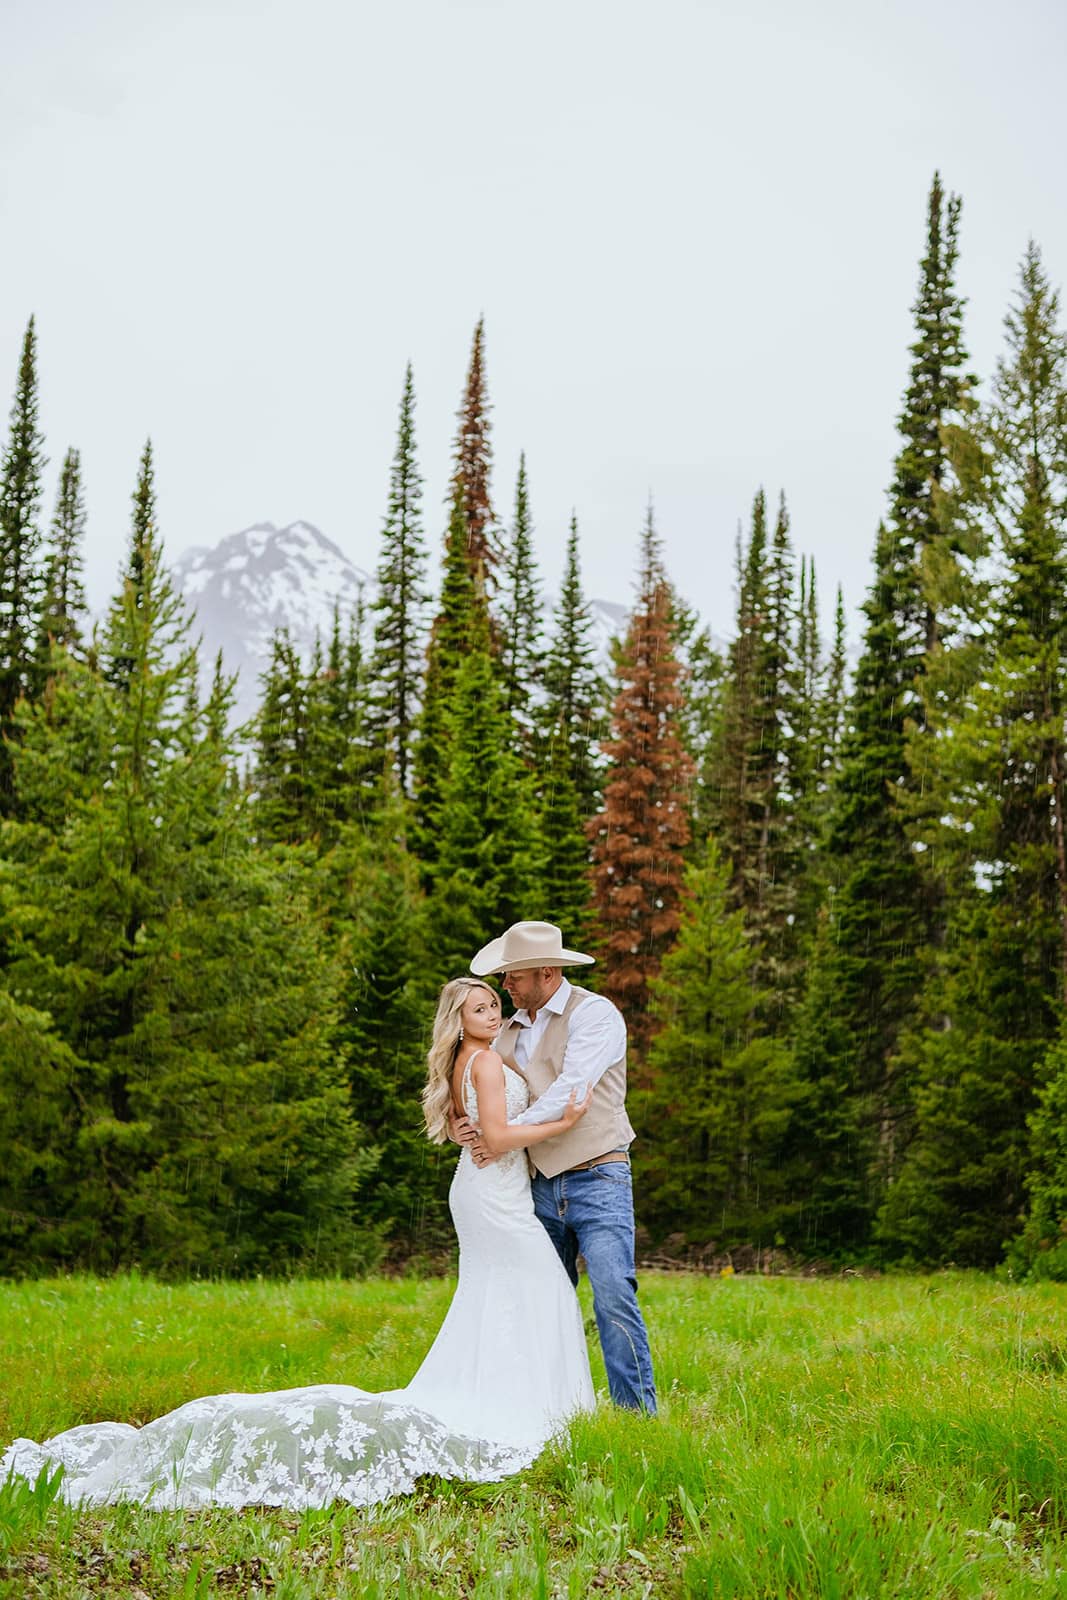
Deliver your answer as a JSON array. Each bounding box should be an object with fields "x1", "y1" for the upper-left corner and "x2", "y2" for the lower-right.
[
  {"x1": 173, "y1": 520, "x2": 631, "y2": 728},
  {"x1": 174, "y1": 522, "x2": 370, "y2": 723}
]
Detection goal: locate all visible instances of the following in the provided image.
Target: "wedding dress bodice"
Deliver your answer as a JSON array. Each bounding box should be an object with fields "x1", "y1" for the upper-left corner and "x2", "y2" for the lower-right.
[
  {"x1": 460, "y1": 1052, "x2": 530, "y2": 1123},
  {"x1": 2, "y1": 1052, "x2": 595, "y2": 1509},
  {"x1": 457, "y1": 1054, "x2": 529, "y2": 1177}
]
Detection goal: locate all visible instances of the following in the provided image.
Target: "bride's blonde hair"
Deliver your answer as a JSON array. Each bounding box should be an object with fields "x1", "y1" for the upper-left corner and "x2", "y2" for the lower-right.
[{"x1": 422, "y1": 977, "x2": 499, "y2": 1144}]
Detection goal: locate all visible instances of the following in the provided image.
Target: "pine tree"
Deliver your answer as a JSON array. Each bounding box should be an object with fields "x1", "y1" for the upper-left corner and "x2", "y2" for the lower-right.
[
  {"x1": 878, "y1": 241, "x2": 1067, "y2": 1264},
  {"x1": 325, "y1": 781, "x2": 449, "y2": 1257},
  {"x1": 254, "y1": 629, "x2": 310, "y2": 844},
  {"x1": 885, "y1": 174, "x2": 981, "y2": 913},
  {"x1": 0, "y1": 989, "x2": 82, "y2": 1266},
  {"x1": 498, "y1": 452, "x2": 543, "y2": 746},
  {"x1": 890, "y1": 173, "x2": 973, "y2": 667},
  {"x1": 706, "y1": 493, "x2": 771, "y2": 908},
  {"x1": 37, "y1": 446, "x2": 89, "y2": 663},
  {"x1": 1012, "y1": 1031, "x2": 1067, "y2": 1280},
  {"x1": 704, "y1": 491, "x2": 802, "y2": 1003},
  {"x1": 789, "y1": 574, "x2": 850, "y2": 945},
  {"x1": 305, "y1": 602, "x2": 375, "y2": 845},
  {"x1": 788, "y1": 555, "x2": 822, "y2": 937},
  {"x1": 204, "y1": 649, "x2": 233, "y2": 751},
  {"x1": 636, "y1": 836, "x2": 801, "y2": 1248},
  {"x1": 450, "y1": 317, "x2": 500, "y2": 594},
  {"x1": 754, "y1": 493, "x2": 801, "y2": 996},
  {"x1": 0, "y1": 464, "x2": 370, "y2": 1275},
  {"x1": 0, "y1": 317, "x2": 47, "y2": 811},
  {"x1": 818, "y1": 583, "x2": 848, "y2": 779},
  {"x1": 540, "y1": 513, "x2": 607, "y2": 817},
  {"x1": 105, "y1": 439, "x2": 164, "y2": 692},
  {"x1": 679, "y1": 601, "x2": 727, "y2": 848},
  {"x1": 788, "y1": 176, "x2": 975, "y2": 1246},
  {"x1": 786, "y1": 519, "x2": 924, "y2": 1249},
  {"x1": 426, "y1": 617, "x2": 541, "y2": 981},
  {"x1": 589, "y1": 507, "x2": 693, "y2": 1054},
  {"x1": 538, "y1": 715, "x2": 595, "y2": 948},
  {"x1": 671, "y1": 593, "x2": 724, "y2": 804},
  {"x1": 791, "y1": 556, "x2": 820, "y2": 802},
  {"x1": 786, "y1": 908, "x2": 873, "y2": 1252},
  {"x1": 412, "y1": 488, "x2": 485, "y2": 863},
  {"x1": 368, "y1": 364, "x2": 429, "y2": 795}
]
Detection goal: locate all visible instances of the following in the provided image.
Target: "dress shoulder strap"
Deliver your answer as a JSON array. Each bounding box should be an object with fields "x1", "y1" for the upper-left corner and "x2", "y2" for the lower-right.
[
  {"x1": 458, "y1": 1048, "x2": 487, "y2": 1118},
  {"x1": 463, "y1": 1047, "x2": 486, "y2": 1084}
]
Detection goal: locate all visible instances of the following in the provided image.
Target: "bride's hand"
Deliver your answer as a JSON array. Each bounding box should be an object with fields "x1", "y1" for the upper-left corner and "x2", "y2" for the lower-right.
[{"x1": 560, "y1": 1082, "x2": 595, "y2": 1129}]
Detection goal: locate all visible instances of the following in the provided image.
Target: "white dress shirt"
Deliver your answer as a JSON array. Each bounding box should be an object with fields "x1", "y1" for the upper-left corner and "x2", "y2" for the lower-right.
[{"x1": 506, "y1": 976, "x2": 627, "y2": 1125}]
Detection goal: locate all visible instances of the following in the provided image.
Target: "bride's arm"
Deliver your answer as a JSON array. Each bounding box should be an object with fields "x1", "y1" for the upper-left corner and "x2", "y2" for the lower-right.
[{"x1": 472, "y1": 1052, "x2": 591, "y2": 1156}]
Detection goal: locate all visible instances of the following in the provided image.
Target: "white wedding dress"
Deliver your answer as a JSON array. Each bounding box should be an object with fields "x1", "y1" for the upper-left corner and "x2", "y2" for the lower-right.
[{"x1": 1, "y1": 1061, "x2": 595, "y2": 1509}]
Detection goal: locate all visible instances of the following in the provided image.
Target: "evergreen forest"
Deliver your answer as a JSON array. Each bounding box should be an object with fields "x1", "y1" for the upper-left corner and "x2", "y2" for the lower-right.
[{"x1": 3, "y1": 174, "x2": 1067, "y2": 1281}]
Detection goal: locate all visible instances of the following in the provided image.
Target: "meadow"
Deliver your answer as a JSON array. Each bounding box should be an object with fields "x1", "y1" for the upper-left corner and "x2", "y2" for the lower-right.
[{"x1": 0, "y1": 1271, "x2": 1065, "y2": 1598}]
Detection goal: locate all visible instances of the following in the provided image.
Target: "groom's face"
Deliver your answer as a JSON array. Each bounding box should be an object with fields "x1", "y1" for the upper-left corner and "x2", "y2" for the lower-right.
[{"x1": 501, "y1": 966, "x2": 560, "y2": 1013}]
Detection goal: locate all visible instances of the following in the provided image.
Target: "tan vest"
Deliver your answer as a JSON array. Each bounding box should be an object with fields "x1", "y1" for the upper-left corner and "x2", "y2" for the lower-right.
[{"x1": 496, "y1": 984, "x2": 635, "y2": 1179}]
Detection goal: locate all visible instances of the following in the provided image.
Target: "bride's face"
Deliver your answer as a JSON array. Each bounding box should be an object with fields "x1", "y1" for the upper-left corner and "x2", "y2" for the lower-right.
[{"x1": 461, "y1": 986, "x2": 502, "y2": 1043}]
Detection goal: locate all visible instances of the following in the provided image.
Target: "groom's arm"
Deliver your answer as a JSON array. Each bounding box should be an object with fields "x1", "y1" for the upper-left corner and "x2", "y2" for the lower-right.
[{"x1": 509, "y1": 997, "x2": 626, "y2": 1125}]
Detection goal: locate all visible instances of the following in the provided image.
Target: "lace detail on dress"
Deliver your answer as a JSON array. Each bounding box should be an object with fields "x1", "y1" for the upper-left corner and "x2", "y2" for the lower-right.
[
  {"x1": 460, "y1": 1054, "x2": 529, "y2": 1179},
  {"x1": 1, "y1": 1055, "x2": 596, "y2": 1511},
  {"x1": 1, "y1": 1387, "x2": 537, "y2": 1511}
]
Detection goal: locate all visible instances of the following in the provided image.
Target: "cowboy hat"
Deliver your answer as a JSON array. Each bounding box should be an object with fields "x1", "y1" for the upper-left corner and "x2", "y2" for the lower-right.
[{"x1": 470, "y1": 920, "x2": 595, "y2": 976}]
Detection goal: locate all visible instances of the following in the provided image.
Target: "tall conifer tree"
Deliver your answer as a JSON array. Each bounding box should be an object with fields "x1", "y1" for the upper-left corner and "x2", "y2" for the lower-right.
[
  {"x1": 0, "y1": 317, "x2": 47, "y2": 810},
  {"x1": 636, "y1": 836, "x2": 801, "y2": 1247},
  {"x1": 890, "y1": 174, "x2": 973, "y2": 667},
  {"x1": 541, "y1": 513, "x2": 606, "y2": 816},
  {"x1": 589, "y1": 507, "x2": 692, "y2": 1053},
  {"x1": 450, "y1": 317, "x2": 500, "y2": 594},
  {"x1": 254, "y1": 629, "x2": 310, "y2": 843},
  {"x1": 536, "y1": 520, "x2": 600, "y2": 949},
  {"x1": 105, "y1": 440, "x2": 161, "y2": 693},
  {"x1": 324, "y1": 778, "x2": 445, "y2": 1256},
  {"x1": 818, "y1": 584, "x2": 848, "y2": 778},
  {"x1": 755, "y1": 493, "x2": 801, "y2": 998},
  {"x1": 368, "y1": 364, "x2": 429, "y2": 795},
  {"x1": 426, "y1": 610, "x2": 540, "y2": 980},
  {"x1": 787, "y1": 519, "x2": 923, "y2": 1248},
  {"x1": 499, "y1": 452, "x2": 543, "y2": 745},
  {"x1": 674, "y1": 601, "x2": 725, "y2": 797},
  {"x1": 38, "y1": 446, "x2": 89, "y2": 662},
  {"x1": 879, "y1": 241, "x2": 1067, "y2": 1264},
  {"x1": 305, "y1": 602, "x2": 375, "y2": 844},
  {"x1": 705, "y1": 491, "x2": 803, "y2": 1001},
  {"x1": 792, "y1": 573, "x2": 849, "y2": 942},
  {"x1": 538, "y1": 716, "x2": 595, "y2": 947},
  {"x1": 789, "y1": 176, "x2": 974, "y2": 1246},
  {"x1": 788, "y1": 555, "x2": 822, "y2": 937},
  {"x1": 413, "y1": 489, "x2": 487, "y2": 863},
  {"x1": 706, "y1": 493, "x2": 771, "y2": 906}
]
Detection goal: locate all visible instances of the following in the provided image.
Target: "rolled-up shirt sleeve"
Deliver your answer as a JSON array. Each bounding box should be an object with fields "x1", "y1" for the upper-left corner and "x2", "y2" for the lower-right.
[{"x1": 510, "y1": 997, "x2": 627, "y2": 1125}]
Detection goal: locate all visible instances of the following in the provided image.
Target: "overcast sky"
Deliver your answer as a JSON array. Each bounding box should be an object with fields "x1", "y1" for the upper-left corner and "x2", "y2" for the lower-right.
[{"x1": 3, "y1": 0, "x2": 1066, "y2": 642}]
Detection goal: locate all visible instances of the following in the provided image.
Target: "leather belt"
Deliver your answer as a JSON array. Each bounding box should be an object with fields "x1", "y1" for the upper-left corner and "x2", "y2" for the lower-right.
[{"x1": 564, "y1": 1151, "x2": 629, "y2": 1173}]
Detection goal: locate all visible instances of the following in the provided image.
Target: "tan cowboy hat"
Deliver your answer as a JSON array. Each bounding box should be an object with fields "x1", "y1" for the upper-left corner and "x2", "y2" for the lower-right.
[{"x1": 470, "y1": 920, "x2": 595, "y2": 976}]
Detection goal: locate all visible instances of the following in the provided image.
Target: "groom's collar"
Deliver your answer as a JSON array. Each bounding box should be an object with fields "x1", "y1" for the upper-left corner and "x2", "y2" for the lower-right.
[{"x1": 509, "y1": 975, "x2": 572, "y2": 1028}]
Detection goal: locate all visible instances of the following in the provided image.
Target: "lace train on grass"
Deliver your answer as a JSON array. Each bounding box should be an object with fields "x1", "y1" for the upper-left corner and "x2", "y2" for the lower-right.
[
  {"x1": 2, "y1": 1063, "x2": 595, "y2": 1509},
  {"x1": 1, "y1": 1384, "x2": 539, "y2": 1510}
]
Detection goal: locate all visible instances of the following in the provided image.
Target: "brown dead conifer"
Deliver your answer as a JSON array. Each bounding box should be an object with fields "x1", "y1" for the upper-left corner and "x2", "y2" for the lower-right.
[{"x1": 588, "y1": 507, "x2": 693, "y2": 1055}]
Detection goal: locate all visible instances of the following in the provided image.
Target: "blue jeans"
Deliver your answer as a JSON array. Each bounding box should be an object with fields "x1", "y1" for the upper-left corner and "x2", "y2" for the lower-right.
[{"x1": 531, "y1": 1158, "x2": 657, "y2": 1414}]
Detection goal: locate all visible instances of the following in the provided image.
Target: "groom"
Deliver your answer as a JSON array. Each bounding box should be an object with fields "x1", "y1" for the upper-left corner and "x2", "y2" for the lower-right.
[{"x1": 457, "y1": 920, "x2": 657, "y2": 1415}]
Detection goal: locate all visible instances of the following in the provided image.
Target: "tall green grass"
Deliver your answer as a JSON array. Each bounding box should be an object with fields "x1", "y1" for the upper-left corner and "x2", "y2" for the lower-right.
[{"x1": 1, "y1": 1273, "x2": 1065, "y2": 1597}]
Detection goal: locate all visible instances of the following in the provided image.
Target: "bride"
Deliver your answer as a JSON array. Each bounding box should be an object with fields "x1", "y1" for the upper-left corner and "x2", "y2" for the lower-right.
[{"x1": 1, "y1": 977, "x2": 596, "y2": 1509}]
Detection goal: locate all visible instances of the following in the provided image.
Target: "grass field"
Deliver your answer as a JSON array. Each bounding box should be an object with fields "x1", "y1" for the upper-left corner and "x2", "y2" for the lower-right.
[{"x1": 1, "y1": 1271, "x2": 1066, "y2": 1597}]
